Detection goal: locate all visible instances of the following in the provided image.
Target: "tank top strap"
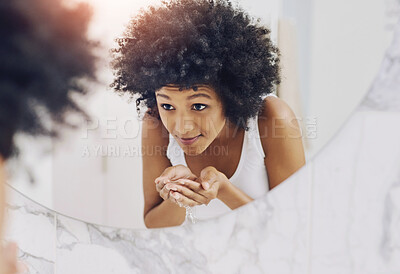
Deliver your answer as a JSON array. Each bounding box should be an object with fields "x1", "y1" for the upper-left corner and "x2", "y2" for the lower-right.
[
  {"x1": 262, "y1": 92, "x2": 278, "y2": 100},
  {"x1": 247, "y1": 115, "x2": 266, "y2": 159},
  {"x1": 248, "y1": 92, "x2": 277, "y2": 158}
]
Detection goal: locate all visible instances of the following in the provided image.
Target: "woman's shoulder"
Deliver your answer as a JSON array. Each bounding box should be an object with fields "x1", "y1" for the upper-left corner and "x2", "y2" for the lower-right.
[
  {"x1": 258, "y1": 94, "x2": 296, "y2": 122},
  {"x1": 257, "y1": 94, "x2": 302, "y2": 154},
  {"x1": 257, "y1": 95, "x2": 306, "y2": 189}
]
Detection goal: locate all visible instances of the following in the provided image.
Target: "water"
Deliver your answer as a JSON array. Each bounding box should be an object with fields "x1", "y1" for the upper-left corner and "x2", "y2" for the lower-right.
[{"x1": 177, "y1": 201, "x2": 198, "y2": 224}]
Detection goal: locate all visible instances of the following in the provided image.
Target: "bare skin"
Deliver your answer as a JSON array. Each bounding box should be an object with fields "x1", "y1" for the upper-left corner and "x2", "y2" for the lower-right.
[
  {"x1": 0, "y1": 157, "x2": 5, "y2": 243},
  {"x1": 142, "y1": 85, "x2": 305, "y2": 228},
  {"x1": 0, "y1": 157, "x2": 25, "y2": 274}
]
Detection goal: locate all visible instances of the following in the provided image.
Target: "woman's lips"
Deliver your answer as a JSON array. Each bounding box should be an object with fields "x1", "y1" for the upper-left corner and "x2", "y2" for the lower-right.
[{"x1": 178, "y1": 135, "x2": 201, "y2": 145}]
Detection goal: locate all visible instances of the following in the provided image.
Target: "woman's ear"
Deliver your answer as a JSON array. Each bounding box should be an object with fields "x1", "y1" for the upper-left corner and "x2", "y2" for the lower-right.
[{"x1": 145, "y1": 105, "x2": 160, "y2": 119}]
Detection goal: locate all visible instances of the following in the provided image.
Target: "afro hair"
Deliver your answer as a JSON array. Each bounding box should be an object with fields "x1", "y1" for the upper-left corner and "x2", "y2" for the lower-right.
[
  {"x1": 111, "y1": 0, "x2": 280, "y2": 130},
  {"x1": 0, "y1": 0, "x2": 97, "y2": 159}
]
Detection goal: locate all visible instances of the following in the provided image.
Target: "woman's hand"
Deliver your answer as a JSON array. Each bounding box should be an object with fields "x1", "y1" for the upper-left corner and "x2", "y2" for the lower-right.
[
  {"x1": 154, "y1": 165, "x2": 200, "y2": 206},
  {"x1": 155, "y1": 178, "x2": 202, "y2": 207},
  {"x1": 162, "y1": 166, "x2": 229, "y2": 207},
  {"x1": 154, "y1": 164, "x2": 198, "y2": 185}
]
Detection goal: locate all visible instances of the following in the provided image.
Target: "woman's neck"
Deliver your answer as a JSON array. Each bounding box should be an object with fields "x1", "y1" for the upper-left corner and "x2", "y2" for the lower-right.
[
  {"x1": 206, "y1": 119, "x2": 242, "y2": 154},
  {"x1": 217, "y1": 119, "x2": 241, "y2": 141}
]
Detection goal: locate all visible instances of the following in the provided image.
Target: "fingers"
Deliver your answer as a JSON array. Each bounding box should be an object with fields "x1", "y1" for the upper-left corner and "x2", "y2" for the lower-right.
[
  {"x1": 201, "y1": 181, "x2": 210, "y2": 190},
  {"x1": 155, "y1": 178, "x2": 169, "y2": 193},
  {"x1": 165, "y1": 181, "x2": 208, "y2": 204},
  {"x1": 156, "y1": 178, "x2": 204, "y2": 207},
  {"x1": 199, "y1": 176, "x2": 217, "y2": 191},
  {"x1": 155, "y1": 166, "x2": 224, "y2": 207},
  {"x1": 174, "y1": 165, "x2": 198, "y2": 181},
  {"x1": 172, "y1": 178, "x2": 202, "y2": 192},
  {"x1": 154, "y1": 176, "x2": 169, "y2": 186},
  {"x1": 199, "y1": 166, "x2": 218, "y2": 190},
  {"x1": 169, "y1": 191, "x2": 201, "y2": 207},
  {"x1": 154, "y1": 177, "x2": 172, "y2": 201},
  {"x1": 159, "y1": 183, "x2": 200, "y2": 207},
  {"x1": 155, "y1": 165, "x2": 198, "y2": 185},
  {"x1": 159, "y1": 183, "x2": 172, "y2": 201}
]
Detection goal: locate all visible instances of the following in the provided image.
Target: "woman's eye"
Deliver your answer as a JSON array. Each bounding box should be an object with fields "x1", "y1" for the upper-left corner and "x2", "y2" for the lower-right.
[
  {"x1": 161, "y1": 104, "x2": 175, "y2": 110},
  {"x1": 192, "y1": 104, "x2": 207, "y2": 111}
]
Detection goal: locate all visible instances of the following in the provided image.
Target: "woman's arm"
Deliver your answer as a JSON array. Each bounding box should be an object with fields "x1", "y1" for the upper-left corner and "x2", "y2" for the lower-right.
[
  {"x1": 217, "y1": 180, "x2": 254, "y2": 209},
  {"x1": 144, "y1": 198, "x2": 186, "y2": 228},
  {"x1": 259, "y1": 96, "x2": 306, "y2": 190},
  {"x1": 141, "y1": 112, "x2": 186, "y2": 228}
]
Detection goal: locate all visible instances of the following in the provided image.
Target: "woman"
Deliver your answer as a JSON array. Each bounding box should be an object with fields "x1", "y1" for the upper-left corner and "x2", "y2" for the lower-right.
[
  {"x1": 111, "y1": 0, "x2": 305, "y2": 228},
  {"x1": 0, "y1": 0, "x2": 97, "y2": 272}
]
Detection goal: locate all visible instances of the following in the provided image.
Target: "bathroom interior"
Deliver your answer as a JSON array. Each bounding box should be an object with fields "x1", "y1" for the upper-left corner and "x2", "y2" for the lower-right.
[{"x1": 2, "y1": 0, "x2": 400, "y2": 273}]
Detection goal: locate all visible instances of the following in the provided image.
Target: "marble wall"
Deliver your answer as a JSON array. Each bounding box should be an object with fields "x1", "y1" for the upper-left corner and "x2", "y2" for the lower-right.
[{"x1": 3, "y1": 14, "x2": 400, "y2": 274}]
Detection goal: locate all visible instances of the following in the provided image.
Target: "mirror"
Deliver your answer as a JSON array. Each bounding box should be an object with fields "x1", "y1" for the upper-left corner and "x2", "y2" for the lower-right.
[{"x1": 4, "y1": 0, "x2": 394, "y2": 229}]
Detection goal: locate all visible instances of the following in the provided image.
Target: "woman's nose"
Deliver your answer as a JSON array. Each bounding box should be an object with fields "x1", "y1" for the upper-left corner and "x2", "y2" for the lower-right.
[{"x1": 175, "y1": 116, "x2": 195, "y2": 135}]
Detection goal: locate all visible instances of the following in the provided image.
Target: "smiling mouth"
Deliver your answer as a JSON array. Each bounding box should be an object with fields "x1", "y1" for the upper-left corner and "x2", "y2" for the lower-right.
[
  {"x1": 178, "y1": 135, "x2": 201, "y2": 145},
  {"x1": 180, "y1": 135, "x2": 201, "y2": 140}
]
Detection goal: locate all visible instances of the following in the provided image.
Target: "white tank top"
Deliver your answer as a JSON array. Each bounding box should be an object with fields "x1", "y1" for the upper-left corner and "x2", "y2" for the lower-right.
[{"x1": 166, "y1": 93, "x2": 277, "y2": 220}]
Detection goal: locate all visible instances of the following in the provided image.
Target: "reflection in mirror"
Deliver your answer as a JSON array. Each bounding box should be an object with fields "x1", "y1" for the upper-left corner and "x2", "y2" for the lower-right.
[
  {"x1": 109, "y1": 0, "x2": 307, "y2": 228},
  {"x1": 4, "y1": 0, "x2": 395, "y2": 230}
]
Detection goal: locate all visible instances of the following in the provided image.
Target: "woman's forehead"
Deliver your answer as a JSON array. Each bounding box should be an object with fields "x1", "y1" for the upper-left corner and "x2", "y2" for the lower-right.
[{"x1": 157, "y1": 84, "x2": 216, "y2": 95}]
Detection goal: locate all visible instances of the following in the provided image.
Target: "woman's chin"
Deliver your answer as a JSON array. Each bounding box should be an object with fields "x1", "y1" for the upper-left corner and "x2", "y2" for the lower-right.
[{"x1": 183, "y1": 146, "x2": 206, "y2": 156}]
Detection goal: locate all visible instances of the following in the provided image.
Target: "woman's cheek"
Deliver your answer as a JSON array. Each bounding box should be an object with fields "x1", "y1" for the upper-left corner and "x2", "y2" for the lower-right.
[{"x1": 159, "y1": 114, "x2": 172, "y2": 132}]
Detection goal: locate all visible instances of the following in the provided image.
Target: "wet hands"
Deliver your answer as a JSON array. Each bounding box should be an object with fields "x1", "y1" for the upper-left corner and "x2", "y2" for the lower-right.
[
  {"x1": 155, "y1": 165, "x2": 228, "y2": 208},
  {"x1": 155, "y1": 165, "x2": 198, "y2": 206}
]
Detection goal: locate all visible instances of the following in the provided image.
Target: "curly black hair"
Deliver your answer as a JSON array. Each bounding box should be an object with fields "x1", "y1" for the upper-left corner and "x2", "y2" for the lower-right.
[
  {"x1": 111, "y1": 0, "x2": 280, "y2": 130},
  {"x1": 0, "y1": 0, "x2": 97, "y2": 159}
]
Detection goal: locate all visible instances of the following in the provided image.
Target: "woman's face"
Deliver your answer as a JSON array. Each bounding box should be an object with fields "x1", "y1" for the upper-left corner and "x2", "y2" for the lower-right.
[{"x1": 155, "y1": 85, "x2": 227, "y2": 156}]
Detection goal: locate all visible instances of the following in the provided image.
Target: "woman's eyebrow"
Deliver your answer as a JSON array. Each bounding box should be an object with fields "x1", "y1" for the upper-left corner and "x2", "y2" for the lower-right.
[
  {"x1": 186, "y1": 93, "x2": 212, "y2": 100},
  {"x1": 156, "y1": 93, "x2": 170, "y2": 99},
  {"x1": 156, "y1": 93, "x2": 212, "y2": 100}
]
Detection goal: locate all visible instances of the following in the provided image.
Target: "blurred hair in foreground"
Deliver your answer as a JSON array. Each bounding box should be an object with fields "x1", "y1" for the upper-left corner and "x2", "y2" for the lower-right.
[{"x1": 0, "y1": 0, "x2": 98, "y2": 159}]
